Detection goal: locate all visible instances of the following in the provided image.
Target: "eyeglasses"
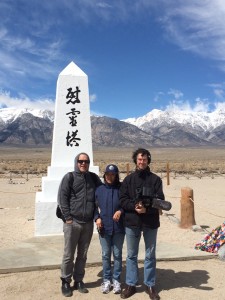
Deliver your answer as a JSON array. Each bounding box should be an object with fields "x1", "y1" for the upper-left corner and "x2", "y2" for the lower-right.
[{"x1": 77, "y1": 160, "x2": 90, "y2": 164}]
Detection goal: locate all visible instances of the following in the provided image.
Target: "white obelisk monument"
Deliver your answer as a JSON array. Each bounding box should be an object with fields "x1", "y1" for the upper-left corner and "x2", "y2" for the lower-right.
[{"x1": 35, "y1": 61, "x2": 99, "y2": 236}]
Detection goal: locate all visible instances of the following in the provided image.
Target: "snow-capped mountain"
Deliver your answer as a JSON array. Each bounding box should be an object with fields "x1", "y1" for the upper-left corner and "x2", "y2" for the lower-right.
[
  {"x1": 123, "y1": 108, "x2": 225, "y2": 131},
  {"x1": 123, "y1": 108, "x2": 225, "y2": 146},
  {"x1": 0, "y1": 108, "x2": 54, "y2": 145},
  {"x1": 0, "y1": 107, "x2": 54, "y2": 123},
  {"x1": 0, "y1": 107, "x2": 225, "y2": 146}
]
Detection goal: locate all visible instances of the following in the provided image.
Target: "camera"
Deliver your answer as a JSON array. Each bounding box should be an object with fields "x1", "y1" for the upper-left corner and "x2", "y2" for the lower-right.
[{"x1": 135, "y1": 187, "x2": 172, "y2": 211}]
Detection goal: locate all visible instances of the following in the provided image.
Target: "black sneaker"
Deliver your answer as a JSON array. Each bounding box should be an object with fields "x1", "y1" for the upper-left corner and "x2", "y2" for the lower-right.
[
  {"x1": 74, "y1": 281, "x2": 89, "y2": 293},
  {"x1": 61, "y1": 280, "x2": 72, "y2": 297}
]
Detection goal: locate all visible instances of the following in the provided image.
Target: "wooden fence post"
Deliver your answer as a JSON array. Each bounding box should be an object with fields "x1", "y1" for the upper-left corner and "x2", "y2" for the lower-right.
[
  {"x1": 180, "y1": 187, "x2": 196, "y2": 228},
  {"x1": 167, "y1": 162, "x2": 170, "y2": 185}
]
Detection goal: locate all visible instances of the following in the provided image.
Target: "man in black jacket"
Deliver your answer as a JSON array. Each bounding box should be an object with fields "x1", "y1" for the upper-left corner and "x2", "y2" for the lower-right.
[
  {"x1": 58, "y1": 152, "x2": 102, "y2": 297},
  {"x1": 120, "y1": 148, "x2": 164, "y2": 300}
]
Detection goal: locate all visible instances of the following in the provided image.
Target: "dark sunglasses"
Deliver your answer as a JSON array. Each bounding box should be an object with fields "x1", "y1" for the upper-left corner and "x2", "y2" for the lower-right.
[{"x1": 78, "y1": 160, "x2": 90, "y2": 164}]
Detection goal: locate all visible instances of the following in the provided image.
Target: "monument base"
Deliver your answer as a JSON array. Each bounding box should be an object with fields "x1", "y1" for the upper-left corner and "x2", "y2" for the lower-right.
[
  {"x1": 35, "y1": 197, "x2": 98, "y2": 236},
  {"x1": 35, "y1": 198, "x2": 63, "y2": 236}
]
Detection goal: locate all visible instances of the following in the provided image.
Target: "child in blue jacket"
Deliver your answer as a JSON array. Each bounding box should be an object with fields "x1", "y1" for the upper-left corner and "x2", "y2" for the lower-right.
[{"x1": 95, "y1": 164, "x2": 125, "y2": 294}]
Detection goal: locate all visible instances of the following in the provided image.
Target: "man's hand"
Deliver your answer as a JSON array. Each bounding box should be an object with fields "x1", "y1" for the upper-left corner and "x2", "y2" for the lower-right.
[
  {"x1": 96, "y1": 217, "x2": 103, "y2": 229},
  {"x1": 135, "y1": 201, "x2": 146, "y2": 214},
  {"x1": 66, "y1": 219, "x2": 73, "y2": 224}
]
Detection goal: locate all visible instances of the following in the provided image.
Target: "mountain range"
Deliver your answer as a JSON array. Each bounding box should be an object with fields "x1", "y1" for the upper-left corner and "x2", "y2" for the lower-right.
[{"x1": 0, "y1": 107, "x2": 225, "y2": 147}]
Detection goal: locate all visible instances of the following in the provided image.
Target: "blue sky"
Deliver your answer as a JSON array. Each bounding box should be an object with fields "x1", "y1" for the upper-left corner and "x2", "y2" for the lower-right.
[{"x1": 1, "y1": 0, "x2": 225, "y2": 119}]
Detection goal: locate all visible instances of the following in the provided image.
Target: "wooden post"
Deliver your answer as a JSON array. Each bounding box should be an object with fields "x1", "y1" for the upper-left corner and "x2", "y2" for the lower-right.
[
  {"x1": 126, "y1": 163, "x2": 130, "y2": 176},
  {"x1": 180, "y1": 187, "x2": 196, "y2": 228},
  {"x1": 166, "y1": 162, "x2": 170, "y2": 185}
]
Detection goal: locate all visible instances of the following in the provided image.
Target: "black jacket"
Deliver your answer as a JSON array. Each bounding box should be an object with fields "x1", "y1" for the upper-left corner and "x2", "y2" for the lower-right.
[
  {"x1": 120, "y1": 168, "x2": 164, "y2": 229},
  {"x1": 57, "y1": 153, "x2": 102, "y2": 223},
  {"x1": 58, "y1": 171, "x2": 101, "y2": 223}
]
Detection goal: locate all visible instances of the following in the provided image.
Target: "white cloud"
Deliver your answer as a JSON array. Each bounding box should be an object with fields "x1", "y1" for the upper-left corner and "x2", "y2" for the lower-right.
[
  {"x1": 154, "y1": 89, "x2": 185, "y2": 108},
  {"x1": 157, "y1": 0, "x2": 225, "y2": 63},
  {"x1": 207, "y1": 82, "x2": 225, "y2": 99},
  {"x1": 214, "y1": 101, "x2": 225, "y2": 111},
  {"x1": 168, "y1": 88, "x2": 183, "y2": 99},
  {"x1": 166, "y1": 97, "x2": 209, "y2": 113},
  {"x1": 166, "y1": 100, "x2": 192, "y2": 112},
  {"x1": 214, "y1": 89, "x2": 224, "y2": 99},
  {"x1": 153, "y1": 91, "x2": 164, "y2": 102},
  {"x1": 0, "y1": 91, "x2": 55, "y2": 110},
  {"x1": 2, "y1": 0, "x2": 225, "y2": 117},
  {"x1": 193, "y1": 97, "x2": 210, "y2": 112},
  {"x1": 165, "y1": 97, "x2": 225, "y2": 113},
  {"x1": 90, "y1": 93, "x2": 97, "y2": 102},
  {"x1": 96, "y1": 2, "x2": 112, "y2": 9}
]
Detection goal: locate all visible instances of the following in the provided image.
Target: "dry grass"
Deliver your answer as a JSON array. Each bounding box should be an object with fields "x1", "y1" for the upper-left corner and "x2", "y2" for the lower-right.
[
  {"x1": 0, "y1": 145, "x2": 225, "y2": 177},
  {"x1": 0, "y1": 146, "x2": 50, "y2": 175},
  {"x1": 94, "y1": 147, "x2": 225, "y2": 176}
]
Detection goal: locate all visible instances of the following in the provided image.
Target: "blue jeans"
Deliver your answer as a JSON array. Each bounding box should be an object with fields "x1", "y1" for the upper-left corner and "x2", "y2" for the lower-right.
[
  {"x1": 125, "y1": 227, "x2": 158, "y2": 287},
  {"x1": 99, "y1": 232, "x2": 125, "y2": 282}
]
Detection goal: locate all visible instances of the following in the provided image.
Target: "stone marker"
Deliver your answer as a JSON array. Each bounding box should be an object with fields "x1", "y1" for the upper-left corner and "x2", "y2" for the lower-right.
[{"x1": 35, "y1": 62, "x2": 99, "y2": 236}]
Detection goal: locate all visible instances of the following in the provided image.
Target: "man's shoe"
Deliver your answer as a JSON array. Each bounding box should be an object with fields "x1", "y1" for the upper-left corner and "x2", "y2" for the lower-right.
[
  {"x1": 120, "y1": 285, "x2": 136, "y2": 299},
  {"x1": 61, "y1": 280, "x2": 72, "y2": 297},
  {"x1": 74, "y1": 281, "x2": 89, "y2": 293},
  {"x1": 145, "y1": 286, "x2": 160, "y2": 300}
]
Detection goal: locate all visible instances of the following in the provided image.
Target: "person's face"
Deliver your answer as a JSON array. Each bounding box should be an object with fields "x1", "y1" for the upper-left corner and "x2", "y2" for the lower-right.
[
  {"x1": 105, "y1": 172, "x2": 116, "y2": 184},
  {"x1": 77, "y1": 154, "x2": 90, "y2": 173},
  {"x1": 136, "y1": 153, "x2": 148, "y2": 170}
]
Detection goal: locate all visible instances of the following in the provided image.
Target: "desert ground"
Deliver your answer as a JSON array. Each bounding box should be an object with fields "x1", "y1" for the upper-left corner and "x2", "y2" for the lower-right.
[{"x1": 0, "y1": 146, "x2": 225, "y2": 300}]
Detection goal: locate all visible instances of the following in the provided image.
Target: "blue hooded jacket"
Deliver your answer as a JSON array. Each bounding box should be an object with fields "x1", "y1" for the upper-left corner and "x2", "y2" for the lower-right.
[{"x1": 94, "y1": 183, "x2": 124, "y2": 235}]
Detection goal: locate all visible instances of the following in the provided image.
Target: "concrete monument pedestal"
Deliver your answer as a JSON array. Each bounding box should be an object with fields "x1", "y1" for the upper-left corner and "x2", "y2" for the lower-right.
[{"x1": 35, "y1": 62, "x2": 98, "y2": 236}]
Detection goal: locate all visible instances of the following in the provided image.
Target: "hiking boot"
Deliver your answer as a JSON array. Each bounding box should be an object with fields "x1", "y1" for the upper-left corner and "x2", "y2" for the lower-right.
[
  {"x1": 120, "y1": 284, "x2": 136, "y2": 299},
  {"x1": 113, "y1": 279, "x2": 121, "y2": 294},
  {"x1": 101, "y1": 280, "x2": 111, "y2": 294},
  {"x1": 61, "y1": 279, "x2": 72, "y2": 297},
  {"x1": 145, "y1": 286, "x2": 160, "y2": 300},
  {"x1": 74, "y1": 281, "x2": 89, "y2": 293}
]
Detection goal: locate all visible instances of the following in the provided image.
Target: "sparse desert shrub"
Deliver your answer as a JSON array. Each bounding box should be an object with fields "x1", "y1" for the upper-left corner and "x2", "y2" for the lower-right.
[{"x1": 1, "y1": 147, "x2": 225, "y2": 177}]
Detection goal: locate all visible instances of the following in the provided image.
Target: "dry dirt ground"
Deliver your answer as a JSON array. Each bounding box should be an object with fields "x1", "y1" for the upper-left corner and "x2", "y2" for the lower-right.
[
  {"x1": 0, "y1": 146, "x2": 225, "y2": 299},
  {"x1": 0, "y1": 259, "x2": 224, "y2": 300}
]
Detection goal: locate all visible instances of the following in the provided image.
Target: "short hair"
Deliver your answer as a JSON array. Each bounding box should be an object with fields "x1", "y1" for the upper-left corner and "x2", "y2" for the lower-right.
[{"x1": 132, "y1": 148, "x2": 151, "y2": 165}]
